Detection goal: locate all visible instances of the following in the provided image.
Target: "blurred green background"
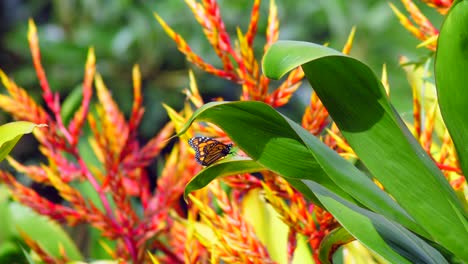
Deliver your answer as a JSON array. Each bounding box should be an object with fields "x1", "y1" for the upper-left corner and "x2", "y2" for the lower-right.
[{"x1": 0, "y1": 0, "x2": 441, "y2": 145}]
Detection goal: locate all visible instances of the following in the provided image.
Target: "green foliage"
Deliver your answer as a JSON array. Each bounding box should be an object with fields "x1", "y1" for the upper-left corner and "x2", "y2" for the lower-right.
[
  {"x1": 176, "y1": 2, "x2": 468, "y2": 260},
  {"x1": 435, "y1": 0, "x2": 468, "y2": 181},
  {"x1": 177, "y1": 101, "x2": 453, "y2": 263},
  {"x1": 0, "y1": 121, "x2": 44, "y2": 162},
  {"x1": 0, "y1": 185, "x2": 82, "y2": 262}
]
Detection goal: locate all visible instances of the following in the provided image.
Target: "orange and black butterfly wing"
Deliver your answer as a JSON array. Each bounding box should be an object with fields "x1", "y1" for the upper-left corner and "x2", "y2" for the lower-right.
[
  {"x1": 202, "y1": 142, "x2": 230, "y2": 165},
  {"x1": 188, "y1": 137, "x2": 208, "y2": 164},
  {"x1": 189, "y1": 137, "x2": 232, "y2": 166}
]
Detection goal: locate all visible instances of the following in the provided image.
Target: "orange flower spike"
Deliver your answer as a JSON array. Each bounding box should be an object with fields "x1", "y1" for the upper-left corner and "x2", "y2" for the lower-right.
[
  {"x1": 422, "y1": 0, "x2": 453, "y2": 14},
  {"x1": 341, "y1": 26, "x2": 356, "y2": 55},
  {"x1": 201, "y1": 0, "x2": 251, "y2": 82},
  {"x1": 6, "y1": 157, "x2": 47, "y2": 183},
  {"x1": 184, "y1": 70, "x2": 204, "y2": 108},
  {"x1": 292, "y1": 192, "x2": 315, "y2": 230},
  {"x1": 327, "y1": 128, "x2": 355, "y2": 157},
  {"x1": 237, "y1": 29, "x2": 261, "y2": 100},
  {"x1": 258, "y1": 0, "x2": 279, "y2": 97},
  {"x1": 27, "y1": 19, "x2": 54, "y2": 110},
  {"x1": 123, "y1": 121, "x2": 174, "y2": 171},
  {"x1": 68, "y1": 47, "x2": 95, "y2": 145},
  {"x1": 0, "y1": 70, "x2": 49, "y2": 124},
  {"x1": 245, "y1": 0, "x2": 261, "y2": 47},
  {"x1": 223, "y1": 174, "x2": 263, "y2": 191},
  {"x1": 439, "y1": 130, "x2": 453, "y2": 165},
  {"x1": 195, "y1": 182, "x2": 274, "y2": 263},
  {"x1": 420, "y1": 102, "x2": 437, "y2": 153},
  {"x1": 184, "y1": 0, "x2": 218, "y2": 50},
  {"x1": 87, "y1": 114, "x2": 107, "y2": 165},
  {"x1": 401, "y1": 56, "x2": 423, "y2": 139},
  {"x1": 128, "y1": 64, "x2": 144, "y2": 134},
  {"x1": 202, "y1": 0, "x2": 232, "y2": 54},
  {"x1": 389, "y1": 3, "x2": 428, "y2": 47},
  {"x1": 266, "y1": 67, "x2": 303, "y2": 107},
  {"x1": 401, "y1": 0, "x2": 439, "y2": 36},
  {"x1": 302, "y1": 92, "x2": 329, "y2": 135},
  {"x1": 0, "y1": 170, "x2": 84, "y2": 225},
  {"x1": 237, "y1": 29, "x2": 259, "y2": 81},
  {"x1": 186, "y1": 0, "x2": 234, "y2": 73},
  {"x1": 159, "y1": 144, "x2": 191, "y2": 204},
  {"x1": 262, "y1": 183, "x2": 294, "y2": 224},
  {"x1": 264, "y1": 0, "x2": 279, "y2": 51},
  {"x1": 95, "y1": 74, "x2": 129, "y2": 158},
  {"x1": 154, "y1": 13, "x2": 237, "y2": 81},
  {"x1": 42, "y1": 165, "x2": 87, "y2": 212},
  {"x1": 28, "y1": 20, "x2": 73, "y2": 142},
  {"x1": 287, "y1": 229, "x2": 298, "y2": 264}
]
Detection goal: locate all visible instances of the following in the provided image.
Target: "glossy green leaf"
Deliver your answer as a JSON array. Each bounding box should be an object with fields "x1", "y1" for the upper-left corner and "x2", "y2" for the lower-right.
[
  {"x1": 435, "y1": 1, "x2": 468, "y2": 181},
  {"x1": 178, "y1": 101, "x2": 421, "y2": 233},
  {"x1": 307, "y1": 181, "x2": 448, "y2": 264},
  {"x1": 184, "y1": 155, "x2": 322, "y2": 206},
  {"x1": 185, "y1": 157, "x2": 262, "y2": 199},
  {"x1": 319, "y1": 227, "x2": 354, "y2": 264},
  {"x1": 175, "y1": 100, "x2": 448, "y2": 262},
  {"x1": 263, "y1": 40, "x2": 468, "y2": 259},
  {"x1": 0, "y1": 241, "x2": 23, "y2": 263},
  {"x1": 9, "y1": 202, "x2": 83, "y2": 260},
  {"x1": 0, "y1": 121, "x2": 45, "y2": 162}
]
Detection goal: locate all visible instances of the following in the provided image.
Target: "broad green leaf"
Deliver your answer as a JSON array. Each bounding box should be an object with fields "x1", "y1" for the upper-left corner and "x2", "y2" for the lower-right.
[
  {"x1": 306, "y1": 181, "x2": 448, "y2": 264},
  {"x1": 241, "y1": 189, "x2": 314, "y2": 264},
  {"x1": 177, "y1": 101, "x2": 442, "y2": 261},
  {"x1": 263, "y1": 40, "x2": 468, "y2": 259},
  {"x1": 0, "y1": 185, "x2": 13, "y2": 243},
  {"x1": 0, "y1": 241, "x2": 23, "y2": 263},
  {"x1": 435, "y1": 1, "x2": 468, "y2": 182},
  {"x1": 9, "y1": 202, "x2": 83, "y2": 260},
  {"x1": 178, "y1": 101, "x2": 422, "y2": 235},
  {"x1": 319, "y1": 227, "x2": 354, "y2": 264},
  {"x1": 184, "y1": 157, "x2": 263, "y2": 199},
  {"x1": 184, "y1": 156, "x2": 322, "y2": 206},
  {"x1": 242, "y1": 189, "x2": 283, "y2": 262},
  {"x1": 0, "y1": 121, "x2": 45, "y2": 162}
]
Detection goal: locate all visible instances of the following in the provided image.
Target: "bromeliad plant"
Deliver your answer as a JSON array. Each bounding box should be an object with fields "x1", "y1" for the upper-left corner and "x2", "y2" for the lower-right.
[
  {"x1": 164, "y1": 0, "x2": 467, "y2": 263},
  {"x1": 0, "y1": 0, "x2": 335, "y2": 263},
  {"x1": 173, "y1": 2, "x2": 467, "y2": 264},
  {"x1": 0, "y1": 0, "x2": 467, "y2": 264}
]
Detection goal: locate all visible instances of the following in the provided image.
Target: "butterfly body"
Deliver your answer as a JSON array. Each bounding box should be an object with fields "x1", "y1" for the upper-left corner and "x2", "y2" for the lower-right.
[{"x1": 189, "y1": 137, "x2": 233, "y2": 166}]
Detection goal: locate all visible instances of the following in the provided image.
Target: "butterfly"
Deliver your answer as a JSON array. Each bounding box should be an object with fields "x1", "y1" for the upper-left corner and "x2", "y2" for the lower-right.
[{"x1": 188, "y1": 136, "x2": 233, "y2": 166}]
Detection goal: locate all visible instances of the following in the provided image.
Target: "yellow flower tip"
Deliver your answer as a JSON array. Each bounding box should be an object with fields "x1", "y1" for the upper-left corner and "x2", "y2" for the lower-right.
[
  {"x1": 0, "y1": 68, "x2": 11, "y2": 88},
  {"x1": 132, "y1": 64, "x2": 141, "y2": 82},
  {"x1": 27, "y1": 18, "x2": 38, "y2": 41},
  {"x1": 153, "y1": 12, "x2": 164, "y2": 24},
  {"x1": 153, "y1": 12, "x2": 175, "y2": 37},
  {"x1": 342, "y1": 26, "x2": 357, "y2": 54},
  {"x1": 147, "y1": 251, "x2": 161, "y2": 264},
  {"x1": 388, "y1": 2, "x2": 408, "y2": 23},
  {"x1": 28, "y1": 18, "x2": 37, "y2": 33},
  {"x1": 94, "y1": 73, "x2": 104, "y2": 90},
  {"x1": 417, "y1": 35, "x2": 438, "y2": 48},
  {"x1": 86, "y1": 47, "x2": 96, "y2": 65},
  {"x1": 99, "y1": 240, "x2": 116, "y2": 259},
  {"x1": 132, "y1": 64, "x2": 140, "y2": 74}
]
